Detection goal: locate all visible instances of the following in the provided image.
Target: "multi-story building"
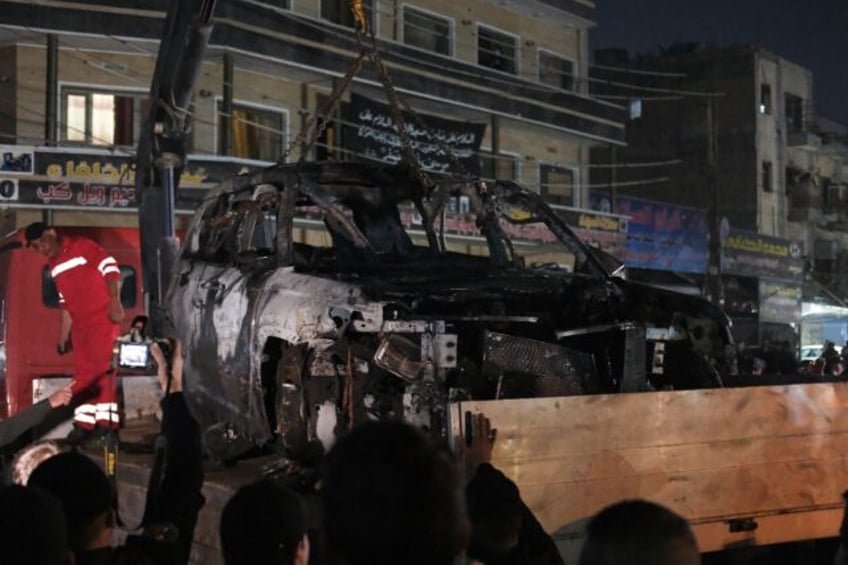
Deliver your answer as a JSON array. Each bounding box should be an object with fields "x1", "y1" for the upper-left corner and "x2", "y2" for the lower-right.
[
  {"x1": 589, "y1": 44, "x2": 820, "y2": 237},
  {"x1": 588, "y1": 44, "x2": 848, "y2": 344},
  {"x1": 0, "y1": 0, "x2": 625, "y2": 234}
]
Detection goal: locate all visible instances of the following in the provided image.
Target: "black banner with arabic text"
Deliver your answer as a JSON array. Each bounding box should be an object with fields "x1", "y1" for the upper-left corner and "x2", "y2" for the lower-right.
[{"x1": 342, "y1": 93, "x2": 486, "y2": 175}]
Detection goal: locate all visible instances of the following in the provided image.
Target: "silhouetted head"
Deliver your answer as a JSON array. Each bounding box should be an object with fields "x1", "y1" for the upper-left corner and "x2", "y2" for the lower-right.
[
  {"x1": 321, "y1": 420, "x2": 467, "y2": 565},
  {"x1": 578, "y1": 499, "x2": 700, "y2": 565},
  {"x1": 221, "y1": 478, "x2": 309, "y2": 565},
  {"x1": 0, "y1": 484, "x2": 70, "y2": 564},
  {"x1": 28, "y1": 451, "x2": 114, "y2": 552}
]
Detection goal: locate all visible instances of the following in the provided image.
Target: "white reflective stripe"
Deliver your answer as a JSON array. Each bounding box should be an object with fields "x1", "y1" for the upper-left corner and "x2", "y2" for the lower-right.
[
  {"x1": 95, "y1": 411, "x2": 121, "y2": 423},
  {"x1": 51, "y1": 256, "x2": 87, "y2": 278},
  {"x1": 74, "y1": 406, "x2": 96, "y2": 424},
  {"x1": 102, "y1": 266, "x2": 120, "y2": 276},
  {"x1": 96, "y1": 403, "x2": 118, "y2": 411},
  {"x1": 74, "y1": 404, "x2": 96, "y2": 415},
  {"x1": 98, "y1": 257, "x2": 118, "y2": 275}
]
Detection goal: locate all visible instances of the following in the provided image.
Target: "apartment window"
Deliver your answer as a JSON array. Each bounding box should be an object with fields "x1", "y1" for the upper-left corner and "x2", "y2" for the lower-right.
[
  {"x1": 540, "y1": 164, "x2": 577, "y2": 206},
  {"x1": 477, "y1": 26, "x2": 517, "y2": 74},
  {"x1": 61, "y1": 88, "x2": 147, "y2": 146},
  {"x1": 479, "y1": 151, "x2": 517, "y2": 181},
  {"x1": 539, "y1": 51, "x2": 575, "y2": 92},
  {"x1": 402, "y1": 7, "x2": 451, "y2": 56},
  {"x1": 218, "y1": 102, "x2": 286, "y2": 162},
  {"x1": 762, "y1": 160, "x2": 773, "y2": 193},
  {"x1": 785, "y1": 93, "x2": 805, "y2": 133},
  {"x1": 759, "y1": 83, "x2": 772, "y2": 114},
  {"x1": 322, "y1": 0, "x2": 372, "y2": 28}
]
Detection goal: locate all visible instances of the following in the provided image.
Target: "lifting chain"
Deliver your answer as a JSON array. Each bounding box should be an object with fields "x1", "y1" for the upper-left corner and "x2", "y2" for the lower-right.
[
  {"x1": 369, "y1": 48, "x2": 470, "y2": 180},
  {"x1": 281, "y1": 0, "x2": 471, "y2": 192},
  {"x1": 280, "y1": 48, "x2": 368, "y2": 164}
]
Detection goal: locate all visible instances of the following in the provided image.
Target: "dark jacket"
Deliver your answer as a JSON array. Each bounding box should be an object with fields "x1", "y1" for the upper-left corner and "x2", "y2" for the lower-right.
[
  {"x1": 0, "y1": 399, "x2": 51, "y2": 447},
  {"x1": 467, "y1": 463, "x2": 565, "y2": 565},
  {"x1": 76, "y1": 392, "x2": 204, "y2": 565}
]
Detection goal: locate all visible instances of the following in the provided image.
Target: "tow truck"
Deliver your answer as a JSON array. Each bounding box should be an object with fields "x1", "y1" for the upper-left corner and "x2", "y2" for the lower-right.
[{"x1": 125, "y1": 0, "x2": 848, "y2": 561}]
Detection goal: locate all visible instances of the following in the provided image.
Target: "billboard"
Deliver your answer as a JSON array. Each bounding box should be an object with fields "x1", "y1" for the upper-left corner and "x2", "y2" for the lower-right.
[{"x1": 591, "y1": 192, "x2": 708, "y2": 273}]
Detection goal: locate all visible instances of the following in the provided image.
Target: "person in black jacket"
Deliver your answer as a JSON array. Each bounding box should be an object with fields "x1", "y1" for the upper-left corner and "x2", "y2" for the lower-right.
[
  {"x1": 0, "y1": 384, "x2": 72, "y2": 447},
  {"x1": 28, "y1": 339, "x2": 204, "y2": 565},
  {"x1": 321, "y1": 420, "x2": 468, "y2": 565},
  {"x1": 462, "y1": 412, "x2": 564, "y2": 565}
]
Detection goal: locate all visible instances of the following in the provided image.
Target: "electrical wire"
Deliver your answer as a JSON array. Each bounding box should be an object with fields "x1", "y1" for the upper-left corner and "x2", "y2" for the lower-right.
[
  {"x1": 1, "y1": 19, "x2": 687, "y2": 190},
  {"x1": 6, "y1": 2, "x2": 718, "y2": 109}
]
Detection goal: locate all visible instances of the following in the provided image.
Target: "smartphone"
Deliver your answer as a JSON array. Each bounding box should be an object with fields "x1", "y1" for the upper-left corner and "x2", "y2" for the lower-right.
[{"x1": 118, "y1": 342, "x2": 150, "y2": 369}]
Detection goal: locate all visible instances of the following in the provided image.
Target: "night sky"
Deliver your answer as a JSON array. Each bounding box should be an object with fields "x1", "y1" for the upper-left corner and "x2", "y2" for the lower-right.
[{"x1": 590, "y1": 0, "x2": 848, "y2": 125}]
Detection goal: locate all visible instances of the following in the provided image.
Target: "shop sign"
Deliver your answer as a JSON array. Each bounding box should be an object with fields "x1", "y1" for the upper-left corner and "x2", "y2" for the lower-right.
[
  {"x1": 0, "y1": 147, "x2": 266, "y2": 212},
  {"x1": 759, "y1": 278, "x2": 802, "y2": 323},
  {"x1": 590, "y1": 192, "x2": 708, "y2": 273},
  {"x1": 723, "y1": 229, "x2": 804, "y2": 281}
]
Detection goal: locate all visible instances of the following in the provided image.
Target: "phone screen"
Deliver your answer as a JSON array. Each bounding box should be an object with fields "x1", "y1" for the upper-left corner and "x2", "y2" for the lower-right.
[{"x1": 119, "y1": 342, "x2": 149, "y2": 369}]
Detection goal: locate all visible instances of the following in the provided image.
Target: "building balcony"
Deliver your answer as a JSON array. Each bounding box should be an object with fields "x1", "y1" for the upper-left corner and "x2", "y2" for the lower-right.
[{"x1": 787, "y1": 131, "x2": 822, "y2": 150}]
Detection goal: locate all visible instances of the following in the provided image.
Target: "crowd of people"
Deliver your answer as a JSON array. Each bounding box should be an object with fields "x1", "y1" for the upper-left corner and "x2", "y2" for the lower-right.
[
  {"x1": 736, "y1": 338, "x2": 848, "y2": 383},
  {"x1": 4, "y1": 222, "x2": 848, "y2": 564},
  {"x1": 0, "y1": 339, "x2": 710, "y2": 565}
]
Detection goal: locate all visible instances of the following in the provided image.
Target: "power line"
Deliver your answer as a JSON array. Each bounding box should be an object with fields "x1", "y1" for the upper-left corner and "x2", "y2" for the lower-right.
[{"x1": 588, "y1": 62, "x2": 687, "y2": 78}]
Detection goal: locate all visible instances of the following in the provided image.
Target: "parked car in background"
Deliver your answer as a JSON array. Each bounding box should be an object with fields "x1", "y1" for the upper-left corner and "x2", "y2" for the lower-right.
[{"x1": 799, "y1": 344, "x2": 823, "y2": 368}]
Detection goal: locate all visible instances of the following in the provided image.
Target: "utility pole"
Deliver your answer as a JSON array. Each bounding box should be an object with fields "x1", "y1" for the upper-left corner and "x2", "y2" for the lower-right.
[{"x1": 705, "y1": 96, "x2": 723, "y2": 307}]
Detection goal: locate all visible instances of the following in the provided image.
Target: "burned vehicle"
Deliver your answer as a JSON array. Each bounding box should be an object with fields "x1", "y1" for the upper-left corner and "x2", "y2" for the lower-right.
[{"x1": 167, "y1": 161, "x2": 734, "y2": 461}]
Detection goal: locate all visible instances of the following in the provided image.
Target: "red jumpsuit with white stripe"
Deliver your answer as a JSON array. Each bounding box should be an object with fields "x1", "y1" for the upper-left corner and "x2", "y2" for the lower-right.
[{"x1": 49, "y1": 236, "x2": 121, "y2": 430}]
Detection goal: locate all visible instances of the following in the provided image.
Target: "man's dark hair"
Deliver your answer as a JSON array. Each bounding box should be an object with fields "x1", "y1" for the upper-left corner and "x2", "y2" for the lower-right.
[
  {"x1": 220, "y1": 478, "x2": 306, "y2": 565},
  {"x1": 28, "y1": 451, "x2": 113, "y2": 551},
  {"x1": 321, "y1": 420, "x2": 465, "y2": 565},
  {"x1": 24, "y1": 221, "x2": 49, "y2": 245},
  {"x1": 0, "y1": 484, "x2": 69, "y2": 564},
  {"x1": 578, "y1": 500, "x2": 699, "y2": 565}
]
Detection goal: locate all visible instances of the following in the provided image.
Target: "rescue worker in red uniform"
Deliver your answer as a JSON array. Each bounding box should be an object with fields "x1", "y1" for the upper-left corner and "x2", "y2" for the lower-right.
[{"x1": 25, "y1": 222, "x2": 124, "y2": 443}]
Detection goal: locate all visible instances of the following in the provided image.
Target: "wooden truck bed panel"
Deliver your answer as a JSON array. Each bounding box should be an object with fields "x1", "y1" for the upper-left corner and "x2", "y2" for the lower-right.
[{"x1": 451, "y1": 382, "x2": 848, "y2": 555}]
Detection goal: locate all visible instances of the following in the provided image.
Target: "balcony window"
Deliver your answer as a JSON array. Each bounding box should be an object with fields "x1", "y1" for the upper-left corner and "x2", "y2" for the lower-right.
[
  {"x1": 539, "y1": 50, "x2": 576, "y2": 92},
  {"x1": 477, "y1": 26, "x2": 517, "y2": 74},
  {"x1": 322, "y1": 0, "x2": 372, "y2": 28},
  {"x1": 61, "y1": 88, "x2": 147, "y2": 146},
  {"x1": 218, "y1": 102, "x2": 286, "y2": 162},
  {"x1": 762, "y1": 160, "x2": 773, "y2": 193},
  {"x1": 759, "y1": 83, "x2": 772, "y2": 114},
  {"x1": 403, "y1": 7, "x2": 452, "y2": 56},
  {"x1": 540, "y1": 164, "x2": 577, "y2": 206},
  {"x1": 785, "y1": 93, "x2": 805, "y2": 133}
]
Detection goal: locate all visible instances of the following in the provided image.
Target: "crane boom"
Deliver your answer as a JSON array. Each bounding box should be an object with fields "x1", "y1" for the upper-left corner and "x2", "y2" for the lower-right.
[{"x1": 135, "y1": 0, "x2": 216, "y2": 335}]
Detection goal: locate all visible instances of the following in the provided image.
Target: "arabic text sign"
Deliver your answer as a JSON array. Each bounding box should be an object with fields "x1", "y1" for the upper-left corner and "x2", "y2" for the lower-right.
[
  {"x1": 343, "y1": 94, "x2": 486, "y2": 175},
  {"x1": 591, "y1": 193, "x2": 709, "y2": 274},
  {"x1": 724, "y1": 229, "x2": 804, "y2": 281},
  {"x1": 759, "y1": 278, "x2": 802, "y2": 323},
  {"x1": 0, "y1": 149, "x2": 263, "y2": 211}
]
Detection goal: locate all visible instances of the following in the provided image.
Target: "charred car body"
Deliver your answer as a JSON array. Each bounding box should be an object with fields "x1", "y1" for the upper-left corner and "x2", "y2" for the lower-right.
[{"x1": 167, "y1": 162, "x2": 734, "y2": 461}]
